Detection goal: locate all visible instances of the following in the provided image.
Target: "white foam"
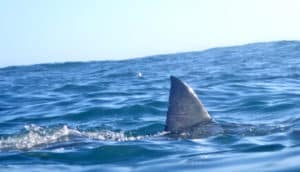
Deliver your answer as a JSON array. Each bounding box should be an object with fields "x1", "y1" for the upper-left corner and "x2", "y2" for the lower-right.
[
  {"x1": 0, "y1": 124, "x2": 77, "y2": 150},
  {"x1": 0, "y1": 124, "x2": 167, "y2": 151}
]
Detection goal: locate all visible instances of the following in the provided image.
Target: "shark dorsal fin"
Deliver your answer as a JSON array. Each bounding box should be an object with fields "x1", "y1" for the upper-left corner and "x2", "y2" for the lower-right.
[{"x1": 165, "y1": 76, "x2": 212, "y2": 132}]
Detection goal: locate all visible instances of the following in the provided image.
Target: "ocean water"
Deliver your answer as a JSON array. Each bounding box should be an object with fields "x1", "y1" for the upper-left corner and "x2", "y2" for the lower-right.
[{"x1": 1, "y1": 41, "x2": 300, "y2": 171}]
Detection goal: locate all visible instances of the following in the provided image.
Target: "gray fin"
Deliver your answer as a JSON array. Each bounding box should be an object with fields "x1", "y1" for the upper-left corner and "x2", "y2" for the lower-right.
[{"x1": 165, "y1": 76, "x2": 212, "y2": 133}]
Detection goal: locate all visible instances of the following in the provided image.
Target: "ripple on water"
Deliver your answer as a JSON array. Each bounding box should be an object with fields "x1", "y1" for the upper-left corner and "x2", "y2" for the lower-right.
[{"x1": 1, "y1": 41, "x2": 300, "y2": 171}]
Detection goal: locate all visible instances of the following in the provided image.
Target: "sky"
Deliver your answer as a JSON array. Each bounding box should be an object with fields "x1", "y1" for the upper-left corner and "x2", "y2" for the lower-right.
[{"x1": 1, "y1": 0, "x2": 300, "y2": 67}]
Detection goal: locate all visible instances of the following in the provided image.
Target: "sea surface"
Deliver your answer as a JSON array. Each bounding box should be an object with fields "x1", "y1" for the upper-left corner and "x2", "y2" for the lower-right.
[{"x1": 1, "y1": 41, "x2": 300, "y2": 171}]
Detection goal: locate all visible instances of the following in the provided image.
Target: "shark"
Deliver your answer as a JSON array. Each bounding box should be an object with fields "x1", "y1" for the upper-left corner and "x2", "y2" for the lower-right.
[{"x1": 165, "y1": 76, "x2": 223, "y2": 138}]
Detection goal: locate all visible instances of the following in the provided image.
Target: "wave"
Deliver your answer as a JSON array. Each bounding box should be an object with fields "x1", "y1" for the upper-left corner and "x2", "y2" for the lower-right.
[{"x1": 0, "y1": 124, "x2": 167, "y2": 151}]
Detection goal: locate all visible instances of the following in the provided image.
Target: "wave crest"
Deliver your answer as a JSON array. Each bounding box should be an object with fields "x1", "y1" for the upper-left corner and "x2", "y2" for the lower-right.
[{"x1": 0, "y1": 124, "x2": 167, "y2": 151}]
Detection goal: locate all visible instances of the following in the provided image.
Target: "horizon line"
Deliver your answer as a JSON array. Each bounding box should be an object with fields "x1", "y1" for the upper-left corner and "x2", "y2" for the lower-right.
[{"x1": 1, "y1": 39, "x2": 298, "y2": 69}]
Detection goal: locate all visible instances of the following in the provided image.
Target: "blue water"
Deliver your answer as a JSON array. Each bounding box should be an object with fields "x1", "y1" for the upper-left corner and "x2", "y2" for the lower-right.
[{"x1": 1, "y1": 41, "x2": 300, "y2": 171}]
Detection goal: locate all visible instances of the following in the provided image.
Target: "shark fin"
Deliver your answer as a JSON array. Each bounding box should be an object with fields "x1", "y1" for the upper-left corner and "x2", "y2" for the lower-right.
[{"x1": 165, "y1": 76, "x2": 212, "y2": 132}]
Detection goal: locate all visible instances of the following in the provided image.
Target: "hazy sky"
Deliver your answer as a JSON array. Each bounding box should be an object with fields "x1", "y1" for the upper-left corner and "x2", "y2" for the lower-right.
[{"x1": 1, "y1": 0, "x2": 300, "y2": 67}]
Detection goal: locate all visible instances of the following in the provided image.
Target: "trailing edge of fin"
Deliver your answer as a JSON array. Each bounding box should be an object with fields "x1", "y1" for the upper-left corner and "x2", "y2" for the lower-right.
[{"x1": 165, "y1": 76, "x2": 212, "y2": 132}]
